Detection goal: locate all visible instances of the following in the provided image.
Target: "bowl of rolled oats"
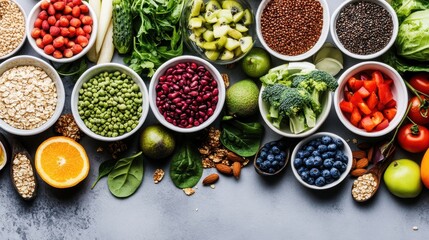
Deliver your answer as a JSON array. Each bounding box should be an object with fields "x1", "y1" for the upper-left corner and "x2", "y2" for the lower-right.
[
  {"x1": 0, "y1": 55, "x2": 65, "y2": 136},
  {"x1": 0, "y1": 0, "x2": 27, "y2": 60}
]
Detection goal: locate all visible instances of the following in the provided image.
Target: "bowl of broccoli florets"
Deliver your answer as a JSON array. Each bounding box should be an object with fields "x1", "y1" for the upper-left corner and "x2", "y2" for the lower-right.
[{"x1": 258, "y1": 62, "x2": 338, "y2": 138}]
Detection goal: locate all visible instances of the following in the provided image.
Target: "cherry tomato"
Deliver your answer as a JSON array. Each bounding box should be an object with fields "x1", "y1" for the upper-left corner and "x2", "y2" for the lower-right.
[
  {"x1": 408, "y1": 96, "x2": 429, "y2": 125},
  {"x1": 409, "y1": 73, "x2": 429, "y2": 95},
  {"x1": 397, "y1": 123, "x2": 429, "y2": 153}
]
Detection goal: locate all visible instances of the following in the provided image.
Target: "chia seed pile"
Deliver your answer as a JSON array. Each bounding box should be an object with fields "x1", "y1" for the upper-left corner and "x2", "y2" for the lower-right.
[{"x1": 336, "y1": 1, "x2": 393, "y2": 55}]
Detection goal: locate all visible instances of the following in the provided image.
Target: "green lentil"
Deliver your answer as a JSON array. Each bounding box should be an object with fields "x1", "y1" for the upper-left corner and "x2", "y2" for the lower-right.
[{"x1": 78, "y1": 71, "x2": 143, "y2": 137}]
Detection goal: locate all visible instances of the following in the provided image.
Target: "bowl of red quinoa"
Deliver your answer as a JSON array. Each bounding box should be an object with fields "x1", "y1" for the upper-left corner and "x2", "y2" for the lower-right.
[
  {"x1": 149, "y1": 55, "x2": 225, "y2": 133},
  {"x1": 256, "y1": 0, "x2": 330, "y2": 61},
  {"x1": 330, "y1": 0, "x2": 398, "y2": 60},
  {"x1": 0, "y1": 0, "x2": 27, "y2": 60},
  {"x1": 0, "y1": 55, "x2": 65, "y2": 136}
]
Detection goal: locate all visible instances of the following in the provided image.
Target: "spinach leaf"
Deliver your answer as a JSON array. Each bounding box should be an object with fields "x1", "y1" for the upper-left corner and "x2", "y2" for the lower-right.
[
  {"x1": 220, "y1": 120, "x2": 264, "y2": 157},
  {"x1": 51, "y1": 58, "x2": 88, "y2": 80},
  {"x1": 108, "y1": 151, "x2": 144, "y2": 198},
  {"x1": 170, "y1": 141, "x2": 203, "y2": 189},
  {"x1": 91, "y1": 159, "x2": 116, "y2": 189}
]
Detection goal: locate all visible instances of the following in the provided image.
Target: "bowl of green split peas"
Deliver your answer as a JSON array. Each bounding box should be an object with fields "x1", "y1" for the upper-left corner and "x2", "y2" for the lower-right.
[{"x1": 71, "y1": 63, "x2": 150, "y2": 141}]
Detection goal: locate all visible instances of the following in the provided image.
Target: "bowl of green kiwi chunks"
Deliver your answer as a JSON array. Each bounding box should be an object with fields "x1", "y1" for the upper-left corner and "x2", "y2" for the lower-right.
[{"x1": 181, "y1": 0, "x2": 256, "y2": 64}]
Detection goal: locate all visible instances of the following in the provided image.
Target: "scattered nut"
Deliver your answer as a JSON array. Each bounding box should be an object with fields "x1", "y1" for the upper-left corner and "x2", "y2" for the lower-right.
[
  {"x1": 232, "y1": 162, "x2": 241, "y2": 179},
  {"x1": 202, "y1": 173, "x2": 219, "y2": 185},
  {"x1": 108, "y1": 141, "x2": 128, "y2": 159},
  {"x1": 356, "y1": 158, "x2": 369, "y2": 169},
  {"x1": 215, "y1": 164, "x2": 233, "y2": 175},
  {"x1": 153, "y1": 169, "x2": 165, "y2": 184},
  {"x1": 351, "y1": 168, "x2": 367, "y2": 177},
  {"x1": 96, "y1": 147, "x2": 104, "y2": 153},
  {"x1": 221, "y1": 73, "x2": 230, "y2": 88},
  {"x1": 183, "y1": 188, "x2": 195, "y2": 196},
  {"x1": 54, "y1": 114, "x2": 82, "y2": 142},
  {"x1": 352, "y1": 150, "x2": 367, "y2": 159}
]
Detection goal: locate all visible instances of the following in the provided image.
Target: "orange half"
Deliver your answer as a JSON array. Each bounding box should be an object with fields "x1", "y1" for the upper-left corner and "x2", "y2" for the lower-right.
[{"x1": 35, "y1": 136, "x2": 90, "y2": 188}]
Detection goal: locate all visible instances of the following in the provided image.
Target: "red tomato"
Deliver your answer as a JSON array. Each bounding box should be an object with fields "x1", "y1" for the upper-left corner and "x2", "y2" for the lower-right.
[
  {"x1": 408, "y1": 96, "x2": 429, "y2": 125},
  {"x1": 397, "y1": 124, "x2": 429, "y2": 153},
  {"x1": 409, "y1": 73, "x2": 429, "y2": 95}
]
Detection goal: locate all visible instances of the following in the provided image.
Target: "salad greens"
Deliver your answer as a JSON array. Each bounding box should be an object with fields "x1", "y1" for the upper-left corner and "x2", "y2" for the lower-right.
[
  {"x1": 391, "y1": 0, "x2": 429, "y2": 23},
  {"x1": 91, "y1": 159, "x2": 117, "y2": 189},
  {"x1": 170, "y1": 140, "x2": 203, "y2": 189},
  {"x1": 125, "y1": 0, "x2": 184, "y2": 77},
  {"x1": 220, "y1": 119, "x2": 264, "y2": 157}
]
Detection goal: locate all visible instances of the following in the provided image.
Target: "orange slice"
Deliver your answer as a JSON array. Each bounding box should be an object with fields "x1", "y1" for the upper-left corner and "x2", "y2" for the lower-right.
[{"x1": 35, "y1": 136, "x2": 90, "y2": 188}]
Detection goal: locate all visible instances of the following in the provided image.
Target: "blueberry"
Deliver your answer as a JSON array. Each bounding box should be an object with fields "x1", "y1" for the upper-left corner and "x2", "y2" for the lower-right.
[
  {"x1": 308, "y1": 140, "x2": 318, "y2": 147},
  {"x1": 280, "y1": 151, "x2": 287, "y2": 159},
  {"x1": 315, "y1": 176, "x2": 326, "y2": 187},
  {"x1": 267, "y1": 154, "x2": 275, "y2": 161},
  {"x1": 270, "y1": 141, "x2": 277, "y2": 146},
  {"x1": 321, "y1": 152, "x2": 329, "y2": 159},
  {"x1": 261, "y1": 146, "x2": 269, "y2": 152},
  {"x1": 309, "y1": 168, "x2": 320, "y2": 178},
  {"x1": 279, "y1": 161, "x2": 285, "y2": 167},
  {"x1": 256, "y1": 157, "x2": 263, "y2": 165},
  {"x1": 327, "y1": 143, "x2": 337, "y2": 151},
  {"x1": 259, "y1": 151, "x2": 268, "y2": 159},
  {"x1": 341, "y1": 154, "x2": 349, "y2": 163},
  {"x1": 305, "y1": 145, "x2": 315, "y2": 152},
  {"x1": 326, "y1": 177, "x2": 335, "y2": 184},
  {"x1": 275, "y1": 154, "x2": 283, "y2": 161},
  {"x1": 338, "y1": 162, "x2": 347, "y2": 173},
  {"x1": 294, "y1": 158, "x2": 303, "y2": 167},
  {"x1": 312, "y1": 150, "x2": 321, "y2": 157},
  {"x1": 333, "y1": 138, "x2": 343, "y2": 148},
  {"x1": 333, "y1": 160, "x2": 343, "y2": 169},
  {"x1": 330, "y1": 168, "x2": 340, "y2": 179},
  {"x1": 297, "y1": 167, "x2": 306, "y2": 175},
  {"x1": 313, "y1": 156, "x2": 322, "y2": 167},
  {"x1": 326, "y1": 151, "x2": 336, "y2": 158},
  {"x1": 272, "y1": 161, "x2": 279, "y2": 168},
  {"x1": 321, "y1": 136, "x2": 332, "y2": 145},
  {"x1": 297, "y1": 150, "x2": 306, "y2": 159},
  {"x1": 300, "y1": 171, "x2": 310, "y2": 181},
  {"x1": 268, "y1": 168, "x2": 275, "y2": 173},
  {"x1": 322, "y1": 169, "x2": 331, "y2": 178},
  {"x1": 271, "y1": 146, "x2": 280, "y2": 154},
  {"x1": 305, "y1": 157, "x2": 315, "y2": 167},
  {"x1": 306, "y1": 177, "x2": 315, "y2": 185},
  {"x1": 317, "y1": 144, "x2": 328, "y2": 153},
  {"x1": 260, "y1": 161, "x2": 268, "y2": 170},
  {"x1": 303, "y1": 150, "x2": 311, "y2": 158},
  {"x1": 323, "y1": 158, "x2": 334, "y2": 169}
]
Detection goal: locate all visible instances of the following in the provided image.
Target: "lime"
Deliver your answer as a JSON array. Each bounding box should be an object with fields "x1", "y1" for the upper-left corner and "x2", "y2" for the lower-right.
[
  {"x1": 241, "y1": 47, "x2": 271, "y2": 78},
  {"x1": 140, "y1": 125, "x2": 176, "y2": 160},
  {"x1": 226, "y1": 79, "x2": 259, "y2": 118}
]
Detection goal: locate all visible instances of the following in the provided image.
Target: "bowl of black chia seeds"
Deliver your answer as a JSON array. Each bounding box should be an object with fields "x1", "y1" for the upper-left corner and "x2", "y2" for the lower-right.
[
  {"x1": 256, "y1": 0, "x2": 330, "y2": 61},
  {"x1": 331, "y1": 0, "x2": 398, "y2": 60},
  {"x1": 71, "y1": 63, "x2": 150, "y2": 141}
]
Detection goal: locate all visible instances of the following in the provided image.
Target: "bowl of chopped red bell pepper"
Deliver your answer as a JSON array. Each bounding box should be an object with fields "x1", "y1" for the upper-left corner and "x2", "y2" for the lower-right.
[{"x1": 334, "y1": 61, "x2": 408, "y2": 137}]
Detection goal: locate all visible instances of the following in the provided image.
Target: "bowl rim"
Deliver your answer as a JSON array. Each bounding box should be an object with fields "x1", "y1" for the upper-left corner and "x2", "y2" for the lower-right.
[
  {"x1": 258, "y1": 85, "x2": 332, "y2": 138},
  {"x1": 149, "y1": 55, "x2": 225, "y2": 133},
  {"x1": 71, "y1": 63, "x2": 150, "y2": 142},
  {"x1": 181, "y1": 0, "x2": 256, "y2": 65},
  {"x1": 0, "y1": 0, "x2": 27, "y2": 60},
  {"x1": 290, "y1": 132, "x2": 353, "y2": 190},
  {"x1": 0, "y1": 55, "x2": 65, "y2": 136},
  {"x1": 333, "y1": 61, "x2": 408, "y2": 137},
  {"x1": 256, "y1": 0, "x2": 330, "y2": 61},
  {"x1": 330, "y1": 0, "x2": 399, "y2": 60},
  {"x1": 26, "y1": 1, "x2": 98, "y2": 63}
]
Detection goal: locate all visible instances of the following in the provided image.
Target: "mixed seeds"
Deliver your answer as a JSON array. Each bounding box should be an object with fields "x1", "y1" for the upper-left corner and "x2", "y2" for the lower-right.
[
  {"x1": 11, "y1": 153, "x2": 37, "y2": 200},
  {"x1": 351, "y1": 172, "x2": 378, "y2": 201},
  {"x1": 0, "y1": 65, "x2": 57, "y2": 130},
  {"x1": 336, "y1": 1, "x2": 393, "y2": 55},
  {"x1": 0, "y1": 0, "x2": 25, "y2": 57},
  {"x1": 260, "y1": 0, "x2": 323, "y2": 56}
]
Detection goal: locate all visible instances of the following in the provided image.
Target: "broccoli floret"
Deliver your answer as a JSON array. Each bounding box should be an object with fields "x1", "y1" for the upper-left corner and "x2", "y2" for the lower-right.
[
  {"x1": 291, "y1": 70, "x2": 338, "y2": 112},
  {"x1": 262, "y1": 84, "x2": 316, "y2": 133}
]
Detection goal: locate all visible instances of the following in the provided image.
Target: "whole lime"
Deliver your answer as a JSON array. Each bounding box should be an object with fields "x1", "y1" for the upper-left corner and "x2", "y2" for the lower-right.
[
  {"x1": 226, "y1": 79, "x2": 259, "y2": 118},
  {"x1": 241, "y1": 47, "x2": 271, "y2": 78},
  {"x1": 140, "y1": 125, "x2": 175, "y2": 160}
]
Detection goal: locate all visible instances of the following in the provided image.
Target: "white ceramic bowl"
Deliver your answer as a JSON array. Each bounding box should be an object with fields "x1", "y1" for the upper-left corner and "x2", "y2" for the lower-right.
[
  {"x1": 0, "y1": 132, "x2": 9, "y2": 171},
  {"x1": 149, "y1": 55, "x2": 225, "y2": 133},
  {"x1": 330, "y1": 0, "x2": 398, "y2": 60},
  {"x1": 258, "y1": 70, "x2": 332, "y2": 138},
  {"x1": 0, "y1": 55, "x2": 65, "y2": 136},
  {"x1": 26, "y1": 0, "x2": 97, "y2": 63},
  {"x1": 0, "y1": 0, "x2": 27, "y2": 60},
  {"x1": 71, "y1": 63, "x2": 150, "y2": 141},
  {"x1": 291, "y1": 132, "x2": 353, "y2": 190},
  {"x1": 334, "y1": 61, "x2": 408, "y2": 137},
  {"x1": 256, "y1": 0, "x2": 330, "y2": 61}
]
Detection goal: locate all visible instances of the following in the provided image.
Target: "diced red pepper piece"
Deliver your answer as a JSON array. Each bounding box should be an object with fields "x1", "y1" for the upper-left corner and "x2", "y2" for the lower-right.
[
  {"x1": 348, "y1": 77, "x2": 364, "y2": 92},
  {"x1": 384, "y1": 79, "x2": 393, "y2": 86},
  {"x1": 385, "y1": 99, "x2": 397, "y2": 108},
  {"x1": 374, "y1": 119, "x2": 389, "y2": 131},
  {"x1": 371, "y1": 111, "x2": 384, "y2": 126},
  {"x1": 350, "y1": 107, "x2": 362, "y2": 127},
  {"x1": 340, "y1": 100, "x2": 354, "y2": 113},
  {"x1": 357, "y1": 102, "x2": 372, "y2": 115},
  {"x1": 372, "y1": 70, "x2": 384, "y2": 86},
  {"x1": 344, "y1": 91, "x2": 353, "y2": 101},
  {"x1": 366, "y1": 91, "x2": 379, "y2": 110},
  {"x1": 357, "y1": 86, "x2": 370, "y2": 98},
  {"x1": 361, "y1": 116, "x2": 376, "y2": 132},
  {"x1": 383, "y1": 108, "x2": 397, "y2": 121},
  {"x1": 350, "y1": 92, "x2": 363, "y2": 105},
  {"x1": 363, "y1": 80, "x2": 377, "y2": 92},
  {"x1": 378, "y1": 83, "x2": 393, "y2": 104}
]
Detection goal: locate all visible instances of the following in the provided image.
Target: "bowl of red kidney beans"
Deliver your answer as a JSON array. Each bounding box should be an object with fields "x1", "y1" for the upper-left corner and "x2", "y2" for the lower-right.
[{"x1": 149, "y1": 55, "x2": 226, "y2": 133}]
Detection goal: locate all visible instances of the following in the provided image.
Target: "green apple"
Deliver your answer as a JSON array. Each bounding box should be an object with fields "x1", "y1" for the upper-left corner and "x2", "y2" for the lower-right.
[
  {"x1": 383, "y1": 159, "x2": 422, "y2": 198},
  {"x1": 241, "y1": 47, "x2": 271, "y2": 78}
]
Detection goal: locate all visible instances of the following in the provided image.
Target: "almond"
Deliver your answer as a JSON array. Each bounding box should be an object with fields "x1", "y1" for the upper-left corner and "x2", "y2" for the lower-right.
[
  {"x1": 352, "y1": 150, "x2": 367, "y2": 159},
  {"x1": 351, "y1": 168, "x2": 367, "y2": 177},
  {"x1": 232, "y1": 162, "x2": 241, "y2": 179},
  {"x1": 202, "y1": 173, "x2": 219, "y2": 185},
  {"x1": 357, "y1": 142, "x2": 371, "y2": 150},
  {"x1": 367, "y1": 147, "x2": 374, "y2": 163},
  {"x1": 352, "y1": 158, "x2": 357, "y2": 169},
  {"x1": 226, "y1": 151, "x2": 245, "y2": 162},
  {"x1": 356, "y1": 158, "x2": 369, "y2": 169},
  {"x1": 215, "y1": 164, "x2": 232, "y2": 175}
]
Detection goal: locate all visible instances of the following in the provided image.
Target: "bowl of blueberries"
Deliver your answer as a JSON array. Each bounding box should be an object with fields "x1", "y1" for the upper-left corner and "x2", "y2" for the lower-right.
[
  {"x1": 254, "y1": 139, "x2": 290, "y2": 176},
  {"x1": 291, "y1": 132, "x2": 352, "y2": 189}
]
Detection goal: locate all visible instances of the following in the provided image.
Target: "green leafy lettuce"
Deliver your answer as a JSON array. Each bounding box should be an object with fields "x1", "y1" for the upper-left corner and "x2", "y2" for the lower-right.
[{"x1": 391, "y1": 0, "x2": 429, "y2": 23}]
